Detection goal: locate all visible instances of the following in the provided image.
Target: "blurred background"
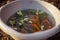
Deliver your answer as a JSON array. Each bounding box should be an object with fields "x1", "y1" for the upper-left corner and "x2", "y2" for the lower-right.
[
  {"x1": 0, "y1": 0, "x2": 60, "y2": 40},
  {"x1": 0, "y1": 0, "x2": 60, "y2": 9}
]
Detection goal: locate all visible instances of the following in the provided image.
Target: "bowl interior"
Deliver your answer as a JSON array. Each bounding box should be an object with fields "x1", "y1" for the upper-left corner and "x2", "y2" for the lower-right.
[{"x1": 1, "y1": 1, "x2": 56, "y2": 29}]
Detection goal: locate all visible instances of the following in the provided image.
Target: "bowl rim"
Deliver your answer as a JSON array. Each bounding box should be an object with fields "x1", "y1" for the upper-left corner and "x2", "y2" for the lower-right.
[{"x1": 0, "y1": 0, "x2": 60, "y2": 38}]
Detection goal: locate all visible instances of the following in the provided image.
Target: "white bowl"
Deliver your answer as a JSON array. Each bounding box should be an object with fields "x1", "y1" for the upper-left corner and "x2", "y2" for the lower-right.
[{"x1": 0, "y1": 0, "x2": 60, "y2": 40}]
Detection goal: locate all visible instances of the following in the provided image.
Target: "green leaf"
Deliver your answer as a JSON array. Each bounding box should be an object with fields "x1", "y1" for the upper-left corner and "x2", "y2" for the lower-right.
[
  {"x1": 39, "y1": 11, "x2": 48, "y2": 16},
  {"x1": 18, "y1": 23, "x2": 23, "y2": 26},
  {"x1": 18, "y1": 18, "x2": 24, "y2": 23},
  {"x1": 29, "y1": 9, "x2": 36, "y2": 14},
  {"x1": 17, "y1": 11, "x2": 23, "y2": 16},
  {"x1": 9, "y1": 20, "x2": 15, "y2": 26}
]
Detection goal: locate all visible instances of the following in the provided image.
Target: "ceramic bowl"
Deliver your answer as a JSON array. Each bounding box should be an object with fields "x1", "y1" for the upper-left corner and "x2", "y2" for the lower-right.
[{"x1": 0, "y1": 0, "x2": 60, "y2": 40}]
